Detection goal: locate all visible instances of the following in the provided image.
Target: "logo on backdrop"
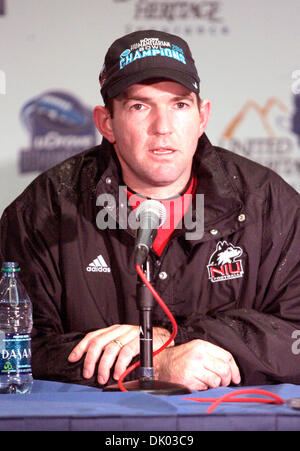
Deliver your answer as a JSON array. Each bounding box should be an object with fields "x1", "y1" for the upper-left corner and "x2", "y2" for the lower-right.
[
  {"x1": 207, "y1": 241, "x2": 244, "y2": 283},
  {"x1": 219, "y1": 96, "x2": 300, "y2": 193},
  {"x1": 292, "y1": 93, "x2": 300, "y2": 146},
  {"x1": 0, "y1": 0, "x2": 5, "y2": 15},
  {"x1": 18, "y1": 91, "x2": 97, "y2": 173},
  {"x1": 112, "y1": 0, "x2": 230, "y2": 36}
]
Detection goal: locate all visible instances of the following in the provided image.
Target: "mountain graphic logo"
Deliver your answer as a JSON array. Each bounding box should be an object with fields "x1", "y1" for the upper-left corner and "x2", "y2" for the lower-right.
[
  {"x1": 221, "y1": 97, "x2": 289, "y2": 140},
  {"x1": 219, "y1": 96, "x2": 300, "y2": 193}
]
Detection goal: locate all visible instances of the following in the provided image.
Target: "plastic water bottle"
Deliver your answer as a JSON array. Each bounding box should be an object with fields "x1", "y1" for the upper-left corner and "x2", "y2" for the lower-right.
[{"x1": 0, "y1": 262, "x2": 33, "y2": 393}]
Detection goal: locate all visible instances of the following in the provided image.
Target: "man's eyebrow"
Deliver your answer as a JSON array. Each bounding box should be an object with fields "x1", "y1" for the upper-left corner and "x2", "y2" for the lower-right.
[
  {"x1": 121, "y1": 93, "x2": 195, "y2": 103},
  {"x1": 122, "y1": 95, "x2": 152, "y2": 103},
  {"x1": 172, "y1": 94, "x2": 195, "y2": 102}
]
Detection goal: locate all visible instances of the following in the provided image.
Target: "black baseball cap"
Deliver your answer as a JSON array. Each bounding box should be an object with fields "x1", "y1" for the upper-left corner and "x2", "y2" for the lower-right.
[{"x1": 99, "y1": 30, "x2": 200, "y2": 101}]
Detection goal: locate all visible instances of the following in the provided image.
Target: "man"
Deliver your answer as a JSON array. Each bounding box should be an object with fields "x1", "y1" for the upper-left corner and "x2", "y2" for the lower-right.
[{"x1": 1, "y1": 30, "x2": 300, "y2": 390}]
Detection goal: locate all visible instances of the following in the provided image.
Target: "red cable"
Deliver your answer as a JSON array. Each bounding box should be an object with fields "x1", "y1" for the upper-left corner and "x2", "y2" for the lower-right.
[
  {"x1": 206, "y1": 389, "x2": 284, "y2": 413},
  {"x1": 184, "y1": 398, "x2": 277, "y2": 403},
  {"x1": 183, "y1": 388, "x2": 284, "y2": 413},
  {"x1": 117, "y1": 264, "x2": 178, "y2": 391}
]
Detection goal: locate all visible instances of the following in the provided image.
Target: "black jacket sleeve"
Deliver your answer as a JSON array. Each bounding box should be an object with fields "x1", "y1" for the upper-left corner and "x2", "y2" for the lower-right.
[
  {"x1": 0, "y1": 178, "x2": 106, "y2": 387},
  {"x1": 0, "y1": 176, "x2": 140, "y2": 388},
  {"x1": 175, "y1": 183, "x2": 300, "y2": 386},
  {"x1": 175, "y1": 309, "x2": 300, "y2": 385}
]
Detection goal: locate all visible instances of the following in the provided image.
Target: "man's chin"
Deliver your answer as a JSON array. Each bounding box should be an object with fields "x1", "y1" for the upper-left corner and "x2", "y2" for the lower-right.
[{"x1": 138, "y1": 177, "x2": 188, "y2": 199}]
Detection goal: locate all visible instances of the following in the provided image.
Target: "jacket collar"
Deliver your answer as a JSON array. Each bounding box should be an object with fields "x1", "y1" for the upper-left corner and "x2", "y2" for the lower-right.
[{"x1": 95, "y1": 135, "x2": 247, "y2": 243}]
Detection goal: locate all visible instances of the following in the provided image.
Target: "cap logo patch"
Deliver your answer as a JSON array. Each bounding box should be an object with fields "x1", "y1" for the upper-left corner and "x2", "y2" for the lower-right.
[{"x1": 119, "y1": 38, "x2": 186, "y2": 69}]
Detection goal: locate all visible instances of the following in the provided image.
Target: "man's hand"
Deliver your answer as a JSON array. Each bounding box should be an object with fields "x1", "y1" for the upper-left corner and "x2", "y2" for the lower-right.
[
  {"x1": 68, "y1": 324, "x2": 173, "y2": 385},
  {"x1": 154, "y1": 339, "x2": 241, "y2": 390}
]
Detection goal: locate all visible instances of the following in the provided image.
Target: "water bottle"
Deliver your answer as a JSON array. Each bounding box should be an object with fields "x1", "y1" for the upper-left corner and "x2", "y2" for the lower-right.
[{"x1": 0, "y1": 262, "x2": 33, "y2": 393}]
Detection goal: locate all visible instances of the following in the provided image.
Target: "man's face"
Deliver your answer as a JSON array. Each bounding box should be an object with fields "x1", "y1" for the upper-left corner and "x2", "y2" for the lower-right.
[{"x1": 101, "y1": 80, "x2": 208, "y2": 197}]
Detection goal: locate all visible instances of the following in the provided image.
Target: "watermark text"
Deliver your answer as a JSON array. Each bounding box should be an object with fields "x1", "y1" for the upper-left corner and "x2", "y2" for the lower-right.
[
  {"x1": 96, "y1": 187, "x2": 204, "y2": 240},
  {"x1": 0, "y1": 70, "x2": 6, "y2": 95},
  {"x1": 292, "y1": 70, "x2": 300, "y2": 95}
]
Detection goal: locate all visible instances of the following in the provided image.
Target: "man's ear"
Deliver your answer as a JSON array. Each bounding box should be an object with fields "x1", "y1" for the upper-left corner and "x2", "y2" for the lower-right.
[
  {"x1": 93, "y1": 105, "x2": 115, "y2": 143},
  {"x1": 198, "y1": 98, "x2": 211, "y2": 137}
]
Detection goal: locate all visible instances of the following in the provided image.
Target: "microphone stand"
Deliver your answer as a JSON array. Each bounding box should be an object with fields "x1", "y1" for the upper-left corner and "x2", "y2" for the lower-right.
[{"x1": 103, "y1": 258, "x2": 191, "y2": 395}]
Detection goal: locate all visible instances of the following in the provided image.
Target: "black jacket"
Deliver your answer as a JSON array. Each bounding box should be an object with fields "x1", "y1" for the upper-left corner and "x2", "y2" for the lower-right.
[{"x1": 1, "y1": 134, "x2": 300, "y2": 387}]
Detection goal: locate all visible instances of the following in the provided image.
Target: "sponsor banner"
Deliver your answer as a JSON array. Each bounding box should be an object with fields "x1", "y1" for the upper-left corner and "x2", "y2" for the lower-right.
[
  {"x1": 219, "y1": 94, "x2": 300, "y2": 193},
  {"x1": 113, "y1": 0, "x2": 230, "y2": 36},
  {"x1": 19, "y1": 91, "x2": 97, "y2": 173}
]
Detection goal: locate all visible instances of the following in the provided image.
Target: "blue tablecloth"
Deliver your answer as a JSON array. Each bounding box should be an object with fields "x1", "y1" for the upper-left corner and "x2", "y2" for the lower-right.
[{"x1": 1, "y1": 380, "x2": 300, "y2": 431}]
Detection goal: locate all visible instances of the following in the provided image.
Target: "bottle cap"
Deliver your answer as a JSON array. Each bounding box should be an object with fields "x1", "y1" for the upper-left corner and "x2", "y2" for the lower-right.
[{"x1": 1, "y1": 262, "x2": 20, "y2": 272}]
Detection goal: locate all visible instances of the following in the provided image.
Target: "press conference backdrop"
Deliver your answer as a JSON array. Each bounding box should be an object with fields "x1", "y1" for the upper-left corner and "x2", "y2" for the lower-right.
[{"x1": 0, "y1": 0, "x2": 299, "y2": 216}]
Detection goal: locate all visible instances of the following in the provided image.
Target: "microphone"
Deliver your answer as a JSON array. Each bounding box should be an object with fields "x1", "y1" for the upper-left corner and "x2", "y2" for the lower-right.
[{"x1": 134, "y1": 200, "x2": 167, "y2": 265}]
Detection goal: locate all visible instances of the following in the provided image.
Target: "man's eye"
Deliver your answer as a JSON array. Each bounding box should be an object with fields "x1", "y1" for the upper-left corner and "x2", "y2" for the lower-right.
[
  {"x1": 130, "y1": 104, "x2": 145, "y2": 111},
  {"x1": 176, "y1": 102, "x2": 188, "y2": 109}
]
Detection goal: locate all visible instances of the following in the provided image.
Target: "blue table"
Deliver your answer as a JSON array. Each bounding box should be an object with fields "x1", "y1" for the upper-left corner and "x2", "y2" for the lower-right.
[{"x1": 0, "y1": 380, "x2": 300, "y2": 431}]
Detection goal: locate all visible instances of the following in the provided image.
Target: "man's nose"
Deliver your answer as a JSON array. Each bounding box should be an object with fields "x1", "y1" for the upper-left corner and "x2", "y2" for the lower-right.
[{"x1": 150, "y1": 107, "x2": 173, "y2": 135}]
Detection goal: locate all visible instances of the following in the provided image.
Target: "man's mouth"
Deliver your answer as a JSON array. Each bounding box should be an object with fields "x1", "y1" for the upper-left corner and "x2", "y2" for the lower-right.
[{"x1": 150, "y1": 147, "x2": 176, "y2": 155}]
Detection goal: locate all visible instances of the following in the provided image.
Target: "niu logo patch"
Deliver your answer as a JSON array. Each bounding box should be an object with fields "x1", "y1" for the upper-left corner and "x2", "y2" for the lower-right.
[{"x1": 207, "y1": 241, "x2": 244, "y2": 283}]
